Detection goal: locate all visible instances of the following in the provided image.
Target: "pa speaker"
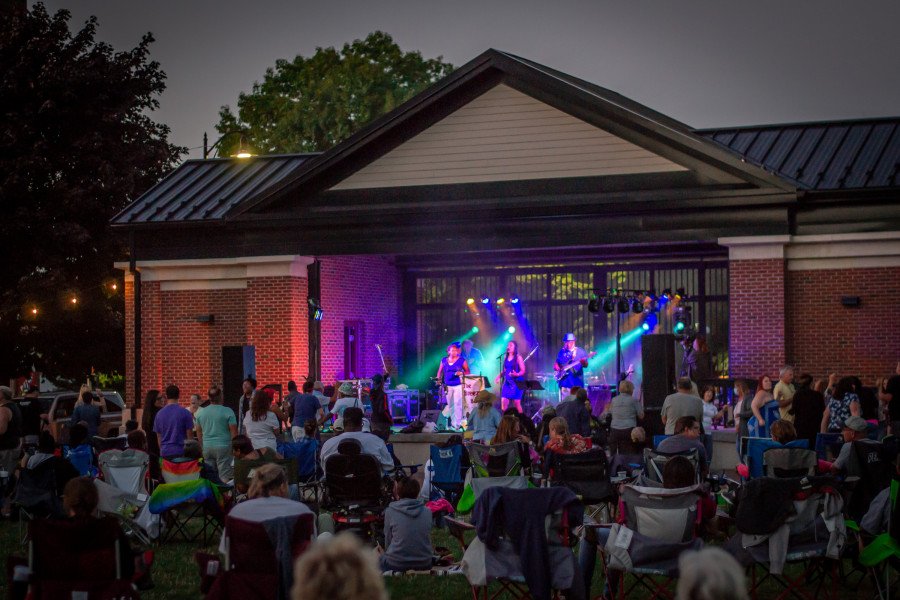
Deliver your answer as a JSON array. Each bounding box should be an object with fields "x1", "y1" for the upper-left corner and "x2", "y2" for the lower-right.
[
  {"x1": 641, "y1": 334, "x2": 676, "y2": 409},
  {"x1": 222, "y1": 345, "x2": 256, "y2": 415}
]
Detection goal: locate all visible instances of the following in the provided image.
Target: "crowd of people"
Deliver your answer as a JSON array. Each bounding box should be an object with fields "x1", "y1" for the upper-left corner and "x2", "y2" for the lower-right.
[{"x1": 0, "y1": 357, "x2": 897, "y2": 599}]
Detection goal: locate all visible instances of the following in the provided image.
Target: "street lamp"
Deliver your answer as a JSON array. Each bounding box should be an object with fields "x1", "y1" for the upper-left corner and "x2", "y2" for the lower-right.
[{"x1": 203, "y1": 130, "x2": 253, "y2": 159}]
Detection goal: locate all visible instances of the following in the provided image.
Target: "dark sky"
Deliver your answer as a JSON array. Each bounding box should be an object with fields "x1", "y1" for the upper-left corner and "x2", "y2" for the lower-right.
[{"x1": 46, "y1": 0, "x2": 900, "y2": 160}]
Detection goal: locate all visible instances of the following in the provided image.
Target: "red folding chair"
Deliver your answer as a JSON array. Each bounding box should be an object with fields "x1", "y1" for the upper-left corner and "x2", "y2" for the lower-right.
[
  {"x1": 204, "y1": 513, "x2": 315, "y2": 600},
  {"x1": 28, "y1": 516, "x2": 138, "y2": 600}
]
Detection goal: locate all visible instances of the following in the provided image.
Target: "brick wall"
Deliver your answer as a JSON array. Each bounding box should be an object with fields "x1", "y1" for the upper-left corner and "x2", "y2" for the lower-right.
[
  {"x1": 786, "y1": 266, "x2": 900, "y2": 383},
  {"x1": 124, "y1": 278, "x2": 135, "y2": 406},
  {"x1": 319, "y1": 256, "x2": 402, "y2": 384},
  {"x1": 728, "y1": 258, "x2": 787, "y2": 378},
  {"x1": 246, "y1": 276, "x2": 309, "y2": 388}
]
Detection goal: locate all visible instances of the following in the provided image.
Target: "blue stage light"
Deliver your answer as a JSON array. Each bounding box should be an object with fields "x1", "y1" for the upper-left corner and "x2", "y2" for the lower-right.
[
  {"x1": 480, "y1": 296, "x2": 490, "y2": 305},
  {"x1": 510, "y1": 296, "x2": 520, "y2": 304}
]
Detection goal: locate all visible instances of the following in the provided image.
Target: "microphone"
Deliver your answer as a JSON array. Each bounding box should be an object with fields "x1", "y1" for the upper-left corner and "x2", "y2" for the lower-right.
[{"x1": 496, "y1": 354, "x2": 504, "y2": 360}]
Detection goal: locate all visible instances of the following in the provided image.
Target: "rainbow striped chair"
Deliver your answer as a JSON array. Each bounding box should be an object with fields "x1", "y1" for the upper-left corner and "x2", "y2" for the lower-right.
[{"x1": 149, "y1": 458, "x2": 224, "y2": 544}]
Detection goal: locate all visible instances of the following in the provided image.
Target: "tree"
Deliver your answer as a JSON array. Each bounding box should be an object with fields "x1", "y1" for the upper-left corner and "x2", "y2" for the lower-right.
[
  {"x1": 0, "y1": 3, "x2": 184, "y2": 382},
  {"x1": 215, "y1": 31, "x2": 454, "y2": 155}
]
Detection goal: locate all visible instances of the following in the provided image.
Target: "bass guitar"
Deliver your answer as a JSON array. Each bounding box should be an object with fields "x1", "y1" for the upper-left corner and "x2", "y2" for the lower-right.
[{"x1": 555, "y1": 351, "x2": 597, "y2": 382}]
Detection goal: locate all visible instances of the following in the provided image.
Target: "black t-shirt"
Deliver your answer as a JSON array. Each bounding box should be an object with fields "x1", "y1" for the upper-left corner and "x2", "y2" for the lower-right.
[
  {"x1": 19, "y1": 397, "x2": 43, "y2": 437},
  {"x1": 0, "y1": 402, "x2": 22, "y2": 449}
]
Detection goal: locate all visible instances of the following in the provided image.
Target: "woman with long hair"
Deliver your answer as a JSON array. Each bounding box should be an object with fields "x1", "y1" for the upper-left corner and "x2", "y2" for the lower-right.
[
  {"x1": 544, "y1": 417, "x2": 589, "y2": 455},
  {"x1": 749, "y1": 375, "x2": 776, "y2": 436},
  {"x1": 733, "y1": 379, "x2": 753, "y2": 455},
  {"x1": 494, "y1": 341, "x2": 526, "y2": 413},
  {"x1": 140, "y1": 389, "x2": 163, "y2": 478},
  {"x1": 242, "y1": 390, "x2": 281, "y2": 450}
]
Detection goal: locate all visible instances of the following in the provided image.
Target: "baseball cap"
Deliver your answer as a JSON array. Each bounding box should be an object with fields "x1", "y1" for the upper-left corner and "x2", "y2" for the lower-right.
[{"x1": 843, "y1": 415, "x2": 868, "y2": 432}]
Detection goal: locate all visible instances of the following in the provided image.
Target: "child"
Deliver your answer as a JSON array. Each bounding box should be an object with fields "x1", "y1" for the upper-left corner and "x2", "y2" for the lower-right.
[{"x1": 379, "y1": 478, "x2": 433, "y2": 572}]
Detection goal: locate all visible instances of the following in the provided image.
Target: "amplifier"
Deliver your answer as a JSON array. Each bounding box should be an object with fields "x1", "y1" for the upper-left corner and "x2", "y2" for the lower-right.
[{"x1": 387, "y1": 389, "x2": 420, "y2": 422}]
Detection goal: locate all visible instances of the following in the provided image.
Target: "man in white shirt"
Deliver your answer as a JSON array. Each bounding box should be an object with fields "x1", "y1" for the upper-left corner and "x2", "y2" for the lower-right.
[
  {"x1": 661, "y1": 378, "x2": 705, "y2": 435},
  {"x1": 319, "y1": 407, "x2": 394, "y2": 473}
]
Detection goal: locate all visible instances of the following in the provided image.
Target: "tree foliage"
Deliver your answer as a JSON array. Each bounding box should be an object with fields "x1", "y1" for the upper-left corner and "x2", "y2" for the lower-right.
[
  {"x1": 215, "y1": 31, "x2": 453, "y2": 155},
  {"x1": 0, "y1": 3, "x2": 184, "y2": 381}
]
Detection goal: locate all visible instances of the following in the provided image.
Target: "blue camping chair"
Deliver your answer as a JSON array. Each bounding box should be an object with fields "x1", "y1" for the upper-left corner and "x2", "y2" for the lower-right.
[
  {"x1": 278, "y1": 439, "x2": 319, "y2": 483},
  {"x1": 63, "y1": 443, "x2": 96, "y2": 477},
  {"x1": 746, "y1": 400, "x2": 781, "y2": 438},
  {"x1": 744, "y1": 438, "x2": 809, "y2": 479},
  {"x1": 429, "y1": 443, "x2": 465, "y2": 505}
]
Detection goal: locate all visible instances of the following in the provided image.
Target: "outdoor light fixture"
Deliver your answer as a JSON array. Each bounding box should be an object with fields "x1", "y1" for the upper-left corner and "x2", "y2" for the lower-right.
[
  {"x1": 601, "y1": 297, "x2": 615, "y2": 314},
  {"x1": 466, "y1": 297, "x2": 475, "y2": 305},
  {"x1": 507, "y1": 326, "x2": 516, "y2": 334},
  {"x1": 471, "y1": 326, "x2": 479, "y2": 333},
  {"x1": 673, "y1": 305, "x2": 692, "y2": 336},
  {"x1": 617, "y1": 297, "x2": 630, "y2": 313},
  {"x1": 497, "y1": 297, "x2": 505, "y2": 304},
  {"x1": 480, "y1": 296, "x2": 490, "y2": 305},
  {"x1": 70, "y1": 297, "x2": 78, "y2": 305},
  {"x1": 510, "y1": 296, "x2": 520, "y2": 304},
  {"x1": 631, "y1": 298, "x2": 643, "y2": 314},
  {"x1": 587, "y1": 295, "x2": 600, "y2": 313},
  {"x1": 31, "y1": 307, "x2": 37, "y2": 315},
  {"x1": 308, "y1": 298, "x2": 324, "y2": 321}
]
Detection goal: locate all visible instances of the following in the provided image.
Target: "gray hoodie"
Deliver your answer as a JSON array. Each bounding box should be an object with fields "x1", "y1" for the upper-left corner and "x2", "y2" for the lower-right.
[{"x1": 381, "y1": 498, "x2": 433, "y2": 572}]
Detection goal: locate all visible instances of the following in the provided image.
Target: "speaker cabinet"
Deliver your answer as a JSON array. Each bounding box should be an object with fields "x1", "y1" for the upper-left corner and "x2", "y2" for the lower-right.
[
  {"x1": 222, "y1": 345, "x2": 256, "y2": 415},
  {"x1": 641, "y1": 334, "x2": 676, "y2": 409}
]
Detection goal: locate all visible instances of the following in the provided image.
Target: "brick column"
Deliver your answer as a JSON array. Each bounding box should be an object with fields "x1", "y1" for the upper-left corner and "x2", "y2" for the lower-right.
[{"x1": 728, "y1": 258, "x2": 787, "y2": 378}]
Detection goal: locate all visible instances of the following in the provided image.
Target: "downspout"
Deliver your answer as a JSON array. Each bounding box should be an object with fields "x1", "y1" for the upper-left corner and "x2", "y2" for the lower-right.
[{"x1": 129, "y1": 231, "x2": 141, "y2": 420}]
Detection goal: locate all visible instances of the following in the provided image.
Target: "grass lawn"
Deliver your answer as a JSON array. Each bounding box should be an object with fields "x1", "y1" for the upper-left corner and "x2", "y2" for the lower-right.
[{"x1": 0, "y1": 516, "x2": 882, "y2": 599}]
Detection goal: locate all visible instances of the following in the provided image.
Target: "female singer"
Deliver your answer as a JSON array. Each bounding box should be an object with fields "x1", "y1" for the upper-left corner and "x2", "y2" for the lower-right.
[
  {"x1": 495, "y1": 340, "x2": 526, "y2": 413},
  {"x1": 436, "y1": 342, "x2": 469, "y2": 429}
]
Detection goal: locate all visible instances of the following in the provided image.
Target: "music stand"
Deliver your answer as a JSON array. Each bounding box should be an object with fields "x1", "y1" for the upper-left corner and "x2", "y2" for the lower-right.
[{"x1": 521, "y1": 380, "x2": 545, "y2": 422}]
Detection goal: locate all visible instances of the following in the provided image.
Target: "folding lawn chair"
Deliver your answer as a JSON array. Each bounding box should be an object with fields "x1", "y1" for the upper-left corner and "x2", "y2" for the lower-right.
[
  {"x1": 601, "y1": 483, "x2": 704, "y2": 600},
  {"x1": 857, "y1": 475, "x2": 899, "y2": 600},
  {"x1": 745, "y1": 437, "x2": 809, "y2": 479},
  {"x1": 98, "y1": 448, "x2": 153, "y2": 544},
  {"x1": 12, "y1": 459, "x2": 67, "y2": 544},
  {"x1": 643, "y1": 447, "x2": 700, "y2": 485},
  {"x1": 429, "y1": 442, "x2": 466, "y2": 506},
  {"x1": 27, "y1": 516, "x2": 139, "y2": 599},
  {"x1": 278, "y1": 439, "x2": 320, "y2": 503},
  {"x1": 202, "y1": 513, "x2": 315, "y2": 600},
  {"x1": 149, "y1": 458, "x2": 224, "y2": 544},
  {"x1": 63, "y1": 443, "x2": 96, "y2": 477},
  {"x1": 763, "y1": 447, "x2": 817, "y2": 478},
  {"x1": 733, "y1": 476, "x2": 846, "y2": 600},
  {"x1": 461, "y1": 486, "x2": 583, "y2": 600},
  {"x1": 546, "y1": 448, "x2": 615, "y2": 521}
]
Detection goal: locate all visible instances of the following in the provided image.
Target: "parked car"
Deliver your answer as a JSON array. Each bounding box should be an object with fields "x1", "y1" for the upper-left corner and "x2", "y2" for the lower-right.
[{"x1": 15, "y1": 390, "x2": 126, "y2": 444}]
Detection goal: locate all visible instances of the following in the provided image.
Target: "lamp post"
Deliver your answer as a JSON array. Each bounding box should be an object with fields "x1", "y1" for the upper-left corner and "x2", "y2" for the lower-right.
[{"x1": 202, "y1": 130, "x2": 252, "y2": 159}]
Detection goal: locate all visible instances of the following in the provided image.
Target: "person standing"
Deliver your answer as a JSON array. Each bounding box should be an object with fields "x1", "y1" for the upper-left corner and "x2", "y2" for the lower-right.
[
  {"x1": 237, "y1": 376, "x2": 256, "y2": 435},
  {"x1": 773, "y1": 366, "x2": 796, "y2": 423},
  {"x1": 312, "y1": 381, "x2": 329, "y2": 409},
  {"x1": 461, "y1": 340, "x2": 484, "y2": 375},
  {"x1": 290, "y1": 380, "x2": 325, "y2": 442},
  {"x1": 602, "y1": 380, "x2": 643, "y2": 454},
  {"x1": 368, "y1": 374, "x2": 393, "y2": 442},
  {"x1": 194, "y1": 385, "x2": 237, "y2": 482},
  {"x1": 495, "y1": 340, "x2": 526, "y2": 413},
  {"x1": 436, "y1": 342, "x2": 469, "y2": 430},
  {"x1": 790, "y1": 373, "x2": 824, "y2": 448},
  {"x1": 882, "y1": 374, "x2": 900, "y2": 435},
  {"x1": 554, "y1": 333, "x2": 589, "y2": 399},
  {"x1": 243, "y1": 390, "x2": 281, "y2": 451},
  {"x1": 660, "y1": 378, "x2": 704, "y2": 436},
  {"x1": 71, "y1": 390, "x2": 101, "y2": 437},
  {"x1": 153, "y1": 384, "x2": 194, "y2": 460},
  {"x1": 0, "y1": 386, "x2": 22, "y2": 518}
]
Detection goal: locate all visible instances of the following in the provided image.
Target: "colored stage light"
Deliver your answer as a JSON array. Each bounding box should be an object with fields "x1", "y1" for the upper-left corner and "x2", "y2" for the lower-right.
[
  {"x1": 631, "y1": 298, "x2": 643, "y2": 314},
  {"x1": 466, "y1": 298, "x2": 475, "y2": 305},
  {"x1": 641, "y1": 313, "x2": 658, "y2": 333},
  {"x1": 641, "y1": 322, "x2": 650, "y2": 331},
  {"x1": 587, "y1": 295, "x2": 600, "y2": 313},
  {"x1": 617, "y1": 297, "x2": 630, "y2": 313},
  {"x1": 480, "y1": 296, "x2": 490, "y2": 305},
  {"x1": 497, "y1": 298, "x2": 505, "y2": 304},
  {"x1": 674, "y1": 321, "x2": 685, "y2": 333},
  {"x1": 507, "y1": 326, "x2": 516, "y2": 334},
  {"x1": 510, "y1": 296, "x2": 520, "y2": 304},
  {"x1": 602, "y1": 298, "x2": 615, "y2": 314},
  {"x1": 471, "y1": 326, "x2": 479, "y2": 333}
]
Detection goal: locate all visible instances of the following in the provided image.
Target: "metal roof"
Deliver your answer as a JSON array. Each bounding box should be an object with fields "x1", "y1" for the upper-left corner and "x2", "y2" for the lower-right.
[
  {"x1": 111, "y1": 154, "x2": 317, "y2": 224},
  {"x1": 698, "y1": 117, "x2": 900, "y2": 190}
]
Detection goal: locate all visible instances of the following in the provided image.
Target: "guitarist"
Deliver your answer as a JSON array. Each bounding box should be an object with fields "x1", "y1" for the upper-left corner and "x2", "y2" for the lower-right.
[{"x1": 554, "y1": 333, "x2": 589, "y2": 400}]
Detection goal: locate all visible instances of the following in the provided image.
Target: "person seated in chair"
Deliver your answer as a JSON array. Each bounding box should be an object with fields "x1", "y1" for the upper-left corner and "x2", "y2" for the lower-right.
[
  {"x1": 544, "y1": 417, "x2": 590, "y2": 456},
  {"x1": 656, "y1": 415, "x2": 708, "y2": 477},
  {"x1": 180, "y1": 440, "x2": 225, "y2": 485},
  {"x1": 378, "y1": 478, "x2": 433, "y2": 573},
  {"x1": 769, "y1": 419, "x2": 797, "y2": 445},
  {"x1": 827, "y1": 415, "x2": 870, "y2": 474},
  {"x1": 61, "y1": 476, "x2": 154, "y2": 589},
  {"x1": 17, "y1": 431, "x2": 79, "y2": 501},
  {"x1": 319, "y1": 408, "x2": 393, "y2": 474},
  {"x1": 220, "y1": 463, "x2": 316, "y2": 552},
  {"x1": 860, "y1": 454, "x2": 900, "y2": 538}
]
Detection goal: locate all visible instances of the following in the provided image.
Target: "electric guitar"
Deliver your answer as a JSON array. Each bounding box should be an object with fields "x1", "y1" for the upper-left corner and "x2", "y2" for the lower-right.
[
  {"x1": 555, "y1": 350, "x2": 597, "y2": 382},
  {"x1": 374, "y1": 344, "x2": 391, "y2": 387}
]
